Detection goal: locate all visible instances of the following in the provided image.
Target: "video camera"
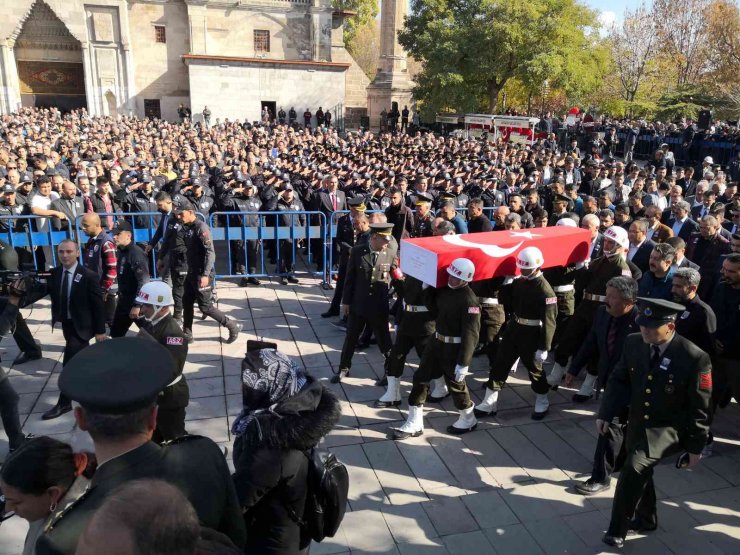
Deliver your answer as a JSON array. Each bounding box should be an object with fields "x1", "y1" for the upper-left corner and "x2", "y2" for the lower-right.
[{"x1": 0, "y1": 270, "x2": 51, "y2": 297}]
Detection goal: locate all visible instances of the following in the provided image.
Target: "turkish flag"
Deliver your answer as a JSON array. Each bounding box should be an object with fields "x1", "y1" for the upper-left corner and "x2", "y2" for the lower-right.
[{"x1": 400, "y1": 227, "x2": 591, "y2": 287}]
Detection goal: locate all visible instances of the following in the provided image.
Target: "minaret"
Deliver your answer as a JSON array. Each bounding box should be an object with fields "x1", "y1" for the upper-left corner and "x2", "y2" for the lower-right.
[{"x1": 366, "y1": 0, "x2": 414, "y2": 130}]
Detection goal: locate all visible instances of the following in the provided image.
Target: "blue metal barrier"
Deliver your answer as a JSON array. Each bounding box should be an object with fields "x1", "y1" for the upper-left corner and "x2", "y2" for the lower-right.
[
  {"x1": 209, "y1": 210, "x2": 329, "y2": 285},
  {"x1": 0, "y1": 215, "x2": 72, "y2": 270}
]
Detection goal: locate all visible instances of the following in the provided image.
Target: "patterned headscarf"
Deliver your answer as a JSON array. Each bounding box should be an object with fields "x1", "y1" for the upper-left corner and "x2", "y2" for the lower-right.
[{"x1": 231, "y1": 349, "x2": 307, "y2": 438}]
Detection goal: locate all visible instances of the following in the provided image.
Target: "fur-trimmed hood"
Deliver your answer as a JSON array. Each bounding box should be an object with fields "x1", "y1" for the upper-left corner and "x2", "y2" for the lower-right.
[{"x1": 239, "y1": 377, "x2": 341, "y2": 452}]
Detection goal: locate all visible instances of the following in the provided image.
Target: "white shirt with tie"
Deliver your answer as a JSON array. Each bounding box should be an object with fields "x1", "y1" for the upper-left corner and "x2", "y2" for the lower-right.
[{"x1": 61, "y1": 263, "x2": 77, "y2": 319}]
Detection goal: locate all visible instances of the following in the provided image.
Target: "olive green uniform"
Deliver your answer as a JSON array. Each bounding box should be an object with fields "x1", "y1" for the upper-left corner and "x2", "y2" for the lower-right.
[
  {"x1": 543, "y1": 265, "x2": 578, "y2": 348},
  {"x1": 599, "y1": 334, "x2": 712, "y2": 538},
  {"x1": 554, "y1": 255, "x2": 632, "y2": 367},
  {"x1": 488, "y1": 273, "x2": 558, "y2": 393},
  {"x1": 386, "y1": 276, "x2": 436, "y2": 378},
  {"x1": 471, "y1": 277, "x2": 507, "y2": 367},
  {"x1": 408, "y1": 284, "x2": 480, "y2": 409}
]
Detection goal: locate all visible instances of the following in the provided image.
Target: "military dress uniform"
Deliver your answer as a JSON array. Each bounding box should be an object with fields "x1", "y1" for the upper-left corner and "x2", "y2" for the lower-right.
[
  {"x1": 138, "y1": 313, "x2": 190, "y2": 442},
  {"x1": 599, "y1": 299, "x2": 712, "y2": 546},
  {"x1": 110, "y1": 223, "x2": 150, "y2": 338},
  {"x1": 406, "y1": 283, "x2": 481, "y2": 413},
  {"x1": 542, "y1": 264, "x2": 579, "y2": 348},
  {"x1": 470, "y1": 277, "x2": 507, "y2": 368},
  {"x1": 325, "y1": 200, "x2": 365, "y2": 316},
  {"x1": 156, "y1": 212, "x2": 188, "y2": 320},
  {"x1": 334, "y1": 224, "x2": 397, "y2": 382},
  {"x1": 484, "y1": 274, "x2": 558, "y2": 411}
]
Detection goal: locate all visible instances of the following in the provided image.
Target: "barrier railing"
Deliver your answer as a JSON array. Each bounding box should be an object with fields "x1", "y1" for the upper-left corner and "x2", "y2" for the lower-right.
[{"x1": 0, "y1": 215, "x2": 72, "y2": 270}]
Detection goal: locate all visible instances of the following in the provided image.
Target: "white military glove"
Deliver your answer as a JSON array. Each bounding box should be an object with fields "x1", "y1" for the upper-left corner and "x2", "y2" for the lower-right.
[
  {"x1": 503, "y1": 275, "x2": 517, "y2": 285},
  {"x1": 454, "y1": 365, "x2": 470, "y2": 382},
  {"x1": 575, "y1": 260, "x2": 589, "y2": 270},
  {"x1": 535, "y1": 350, "x2": 548, "y2": 362}
]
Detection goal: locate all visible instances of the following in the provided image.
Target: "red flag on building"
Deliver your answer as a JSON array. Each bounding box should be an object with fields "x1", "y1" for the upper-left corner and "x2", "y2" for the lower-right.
[{"x1": 400, "y1": 227, "x2": 591, "y2": 287}]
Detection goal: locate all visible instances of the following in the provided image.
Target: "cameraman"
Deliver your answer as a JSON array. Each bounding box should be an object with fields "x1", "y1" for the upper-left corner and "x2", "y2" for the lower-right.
[{"x1": 0, "y1": 277, "x2": 37, "y2": 452}]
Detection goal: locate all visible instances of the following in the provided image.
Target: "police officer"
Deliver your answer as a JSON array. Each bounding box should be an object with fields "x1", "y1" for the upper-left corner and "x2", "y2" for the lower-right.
[
  {"x1": 110, "y1": 220, "x2": 150, "y2": 337},
  {"x1": 135, "y1": 281, "x2": 189, "y2": 443},
  {"x1": 333, "y1": 223, "x2": 398, "y2": 383},
  {"x1": 219, "y1": 178, "x2": 263, "y2": 286},
  {"x1": 376, "y1": 274, "x2": 436, "y2": 408},
  {"x1": 548, "y1": 225, "x2": 634, "y2": 388},
  {"x1": 34, "y1": 337, "x2": 246, "y2": 554},
  {"x1": 288, "y1": 107, "x2": 297, "y2": 127},
  {"x1": 278, "y1": 107, "x2": 287, "y2": 125},
  {"x1": 413, "y1": 193, "x2": 434, "y2": 237},
  {"x1": 274, "y1": 183, "x2": 305, "y2": 285},
  {"x1": 599, "y1": 298, "x2": 712, "y2": 548},
  {"x1": 475, "y1": 247, "x2": 558, "y2": 420},
  {"x1": 151, "y1": 194, "x2": 187, "y2": 323},
  {"x1": 393, "y1": 258, "x2": 481, "y2": 439},
  {"x1": 174, "y1": 200, "x2": 241, "y2": 344}
]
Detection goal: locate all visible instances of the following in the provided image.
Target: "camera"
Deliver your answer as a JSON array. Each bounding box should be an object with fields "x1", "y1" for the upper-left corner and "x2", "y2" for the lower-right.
[{"x1": 0, "y1": 270, "x2": 50, "y2": 297}]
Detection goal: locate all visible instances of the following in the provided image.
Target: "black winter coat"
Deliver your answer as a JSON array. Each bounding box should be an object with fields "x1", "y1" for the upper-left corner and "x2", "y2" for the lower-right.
[{"x1": 232, "y1": 378, "x2": 341, "y2": 554}]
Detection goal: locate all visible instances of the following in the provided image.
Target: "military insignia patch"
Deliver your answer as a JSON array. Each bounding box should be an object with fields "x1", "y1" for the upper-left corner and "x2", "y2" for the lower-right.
[
  {"x1": 699, "y1": 370, "x2": 712, "y2": 391},
  {"x1": 468, "y1": 307, "x2": 480, "y2": 314},
  {"x1": 166, "y1": 336, "x2": 184, "y2": 345},
  {"x1": 545, "y1": 297, "x2": 557, "y2": 305}
]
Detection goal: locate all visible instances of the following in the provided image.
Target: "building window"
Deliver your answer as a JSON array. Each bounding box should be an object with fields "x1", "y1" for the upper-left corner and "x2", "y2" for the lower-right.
[
  {"x1": 144, "y1": 99, "x2": 161, "y2": 120},
  {"x1": 254, "y1": 30, "x2": 270, "y2": 53},
  {"x1": 154, "y1": 25, "x2": 166, "y2": 44}
]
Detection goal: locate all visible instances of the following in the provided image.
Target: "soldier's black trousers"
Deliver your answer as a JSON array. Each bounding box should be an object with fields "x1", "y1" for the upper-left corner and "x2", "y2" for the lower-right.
[
  {"x1": 480, "y1": 304, "x2": 505, "y2": 367},
  {"x1": 110, "y1": 297, "x2": 141, "y2": 338},
  {"x1": 0, "y1": 377, "x2": 23, "y2": 449},
  {"x1": 328, "y1": 256, "x2": 349, "y2": 313},
  {"x1": 278, "y1": 239, "x2": 294, "y2": 274},
  {"x1": 387, "y1": 333, "x2": 431, "y2": 378},
  {"x1": 554, "y1": 301, "x2": 599, "y2": 366},
  {"x1": 591, "y1": 417, "x2": 627, "y2": 483},
  {"x1": 339, "y1": 312, "x2": 391, "y2": 370},
  {"x1": 408, "y1": 338, "x2": 472, "y2": 410},
  {"x1": 230, "y1": 239, "x2": 259, "y2": 274},
  {"x1": 488, "y1": 324, "x2": 550, "y2": 394},
  {"x1": 163, "y1": 268, "x2": 187, "y2": 318},
  {"x1": 607, "y1": 441, "x2": 677, "y2": 537},
  {"x1": 153, "y1": 379, "x2": 189, "y2": 444},
  {"x1": 183, "y1": 276, "x2": 229, "y2": 331}
]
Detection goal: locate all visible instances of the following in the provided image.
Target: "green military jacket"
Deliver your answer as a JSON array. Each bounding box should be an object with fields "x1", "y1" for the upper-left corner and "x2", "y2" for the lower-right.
[
  {"x1": 498, "y1": 273, "x2": 558, "y2": 352},
  {"x1": 426, "y1": 284, "x2": 481, "y2": 367},
  {"x1": 598, "y1": 333, "x2": 712, "y2": 457}
]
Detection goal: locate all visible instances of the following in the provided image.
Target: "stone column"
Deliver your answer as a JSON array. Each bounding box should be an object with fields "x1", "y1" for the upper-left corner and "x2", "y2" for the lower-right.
[
  {"x1": 366, "y1": 0, "x2": 413, "y2": 131},
  {"x1": 0, "y1": 43, "x2": 21, "y2": 114},
  {"x1": 82, "y1": 44, "x2": 99, "y2": 116}
]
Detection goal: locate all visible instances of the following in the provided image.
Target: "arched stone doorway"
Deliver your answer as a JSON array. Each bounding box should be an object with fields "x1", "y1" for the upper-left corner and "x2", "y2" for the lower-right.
[{"x1": 14, "y1": 1, "x2": 86, "y2": 111}]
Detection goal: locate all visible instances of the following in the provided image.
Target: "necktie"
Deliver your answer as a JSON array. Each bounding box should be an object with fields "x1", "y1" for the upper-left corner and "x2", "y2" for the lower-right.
[
  {"x1": 331, "y1": 193, "x2": 336, "y2": 211},
  {"x1": 60, "y1": 270, "x2": 70, "y2": 320},
  {"x1": 650, "y1": 345, "x2": 661, "y2": 369},
  {"x1": 84, "y1": 196, "x2": 93, "y2": 213},
  {"x1": 371, "y1": 252, "x2": 378, "y2": 266},
  {"x1": 607, "y1": 318, "x2": 618, "y2": 357}
]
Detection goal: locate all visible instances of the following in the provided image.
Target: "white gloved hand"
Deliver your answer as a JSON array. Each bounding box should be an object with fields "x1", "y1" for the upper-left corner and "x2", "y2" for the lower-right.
[
  {"x1": 575, "y1": 260, "x2": 589, "y2": 270},
  {"x1": 421, "y1": 282, "x2": 430, "y2": 290},
  {"x1": 503, "y1": 275, "x2": 517, "y2": 285},
  {"x1": 535, "y1": 350, "x2": 548, "y2": 362},
  {"x1": 454, "y1": 365, "x2": 470, "y2": 382}
]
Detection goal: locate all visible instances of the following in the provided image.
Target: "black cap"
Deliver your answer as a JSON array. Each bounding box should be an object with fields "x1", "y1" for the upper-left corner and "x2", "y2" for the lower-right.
[
  {"x1": 370, "y1": 222, "x2": 394, "y2": 239},
  {"x1": 347, "y1": 197, "x2": 367, "y2": 210},
  {"x1": 20, "y1": 173, "x2": 33, "y2": 184},
  {"x1": 2, "y1": 184, "x2": 16, "y2": 194},
  {"x1": 635, "y1": 298, "x2": 686, "y2": 328},
  {"x1": 438, "y1": 191, "x2": 456, "y2": 200},
  {"x1": 174, "y1": 199, "x2": 195, "y2": 213},
  {"x1": 415, "y1": 192, "x2": 433, "y2": 205},
  {"x1": 191, "y1": 177, "x2": 203, "y2": 187},
  {"x1": 59, "y1": 337, "x2": 174, "y2": 414},
  {"x1": 112, "y1": 220, "x2": 133, "y2": 234}
]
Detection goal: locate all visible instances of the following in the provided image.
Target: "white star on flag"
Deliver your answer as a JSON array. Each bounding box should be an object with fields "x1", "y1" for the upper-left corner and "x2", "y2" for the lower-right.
[{"x1": 509, "y1": 231, "x2": 541, "y2": 239}]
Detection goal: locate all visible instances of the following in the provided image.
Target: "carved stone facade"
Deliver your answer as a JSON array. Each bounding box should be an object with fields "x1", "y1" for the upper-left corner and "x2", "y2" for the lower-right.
[{"x1": 0, "y1": 0, "x2": 368, "y2": 124}]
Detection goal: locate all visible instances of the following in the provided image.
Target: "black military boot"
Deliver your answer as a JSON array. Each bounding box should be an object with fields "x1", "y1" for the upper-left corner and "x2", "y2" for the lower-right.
[
  {"x1": 183, "y1": 328, "x2": 194, "y2": 344},
  {"x1": 223, "y1": 319, "x2": 243, "y2": 344}
]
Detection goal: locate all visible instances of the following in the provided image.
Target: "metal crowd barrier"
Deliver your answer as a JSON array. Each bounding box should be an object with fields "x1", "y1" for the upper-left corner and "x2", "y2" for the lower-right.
[{"x1": 0, "y1": 215, "x2": 71, "y2": 270}]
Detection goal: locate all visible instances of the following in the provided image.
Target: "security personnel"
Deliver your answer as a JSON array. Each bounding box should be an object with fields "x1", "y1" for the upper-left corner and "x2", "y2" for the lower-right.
[
  {"x1": 110, "y1": 221, "x2": 150, "y2": 337},
  {"x1": 413, "y1": 193, "x2": 434, "y2": 237},
  {"x1": 135, "y1": 281, "x2": 189, "y2": 443},
  {"x1": 549, "y1": 225, "x2": 633, "y2": 387},
  {"x1": 599, "y1": 298, "x2": 712, "y2": 548},
  {"x1": 153, "y1": 196, "x2": 188, "y2": 322},
  {"x1": 35, "y1": 337, "x2": 246, "y2": 554},
  {"x1": 333, "y1": 223, "x2": 398, "y2": 383},
  {"x1": 376, "y1": 275, "x2": 436, "y2": 407},
  {"x1": 393, "y1": 258, "x2": 481, "y2": 439},
  {"x1": 219, "y1": 179, "x2": 263, "y2": 286},
  {"x1": 288, "y1": 107, "x2": 297, "y2": 126},
  {"x1": 174, "y1": 200, "x2": 241, "y2": 344},
  {"x1": 278, "y1": 107, "x2": 287, "y2": 124},
  {"x1": 475, "y1": 247, "x2": 558, "y2": 420},
  {"x1": 274, "y1": 183, "x2": 306, "y2": 285},
  {"x1": 543, "y1": 218, "x2": 582, "y2": 349}
]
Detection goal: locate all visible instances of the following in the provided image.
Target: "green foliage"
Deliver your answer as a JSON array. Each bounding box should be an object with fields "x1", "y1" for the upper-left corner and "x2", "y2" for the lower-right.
[
  {"x1": 655, "y1": 83, "x2": 737, "y2": 121},
  {"x1": 399, "y1": 0, "x2": 605, "y2": 115},
  {"x1": 334, "y1": 0, "x2": 379, "y2": 46}
]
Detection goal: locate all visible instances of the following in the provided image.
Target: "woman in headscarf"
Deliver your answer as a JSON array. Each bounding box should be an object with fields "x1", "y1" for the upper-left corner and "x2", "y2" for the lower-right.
[{"x1": 231, "y1": 349, "x2": 341, "y2": 555}]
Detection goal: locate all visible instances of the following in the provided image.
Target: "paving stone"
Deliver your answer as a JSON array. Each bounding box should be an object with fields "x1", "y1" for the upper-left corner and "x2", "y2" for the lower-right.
[
  {"x1": 427, "y1": 433, "x2": 499, "y2": 490},
  {"x1": 461, "y1": 489, "x2": 519, "y2": 530},
  {"x1": 341, "y1": 509, "x2": 396, "y2": 552},
  {"x1": 185, "y1": 395, "x2": 228, "y2": 420},
  {"x1": 441, "y1": 531, "x2": 496, "y2": 555},
  {"x1": 396, "y1": 543, "x2": 448, "y2": 554},
  {"x1": 482, "y1": 523, "x2": 544, "y2": 555},
  {"x1": 488, "y1": 427, "x2": 571, "y2": 483},
  {"x1": 518, "y1": 422, "x2": 592, "y2": 477},
  {"x1": 422, "y1": 497, "x2": 479, "y2": 536},
  {"x1": 523, "y1": 516, "x2": 590, "y2": 554},
  {"x1": 363, "y1": 440, "x2": 428, "y2": 505},
  {"x1": 395, "y1": 433, "x2": 458, "y2": 492},
  {"x1": 332, "y1": 444, "x2": 389, "y2": 510},
  {"x1": 187, "y1": 376, "x2": 226, "y2": 398},
  {"x1": 381, "y1": 503, "x2": 439, "y2": 545},
  {"x1": 459, "y1": 429, "x2": 530, "y2": 487}
]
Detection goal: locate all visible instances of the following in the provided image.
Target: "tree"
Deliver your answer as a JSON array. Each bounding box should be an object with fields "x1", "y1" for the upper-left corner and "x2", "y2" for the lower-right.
[
  {"x1": 705, "y1": 0, "x2": 740, "y2": 88},
  {"x1": 652, "y1": 0, "x2": 712, "y2": 86},
  {"x1": 398, "y1": 0, "x2": 604, "y2": 117},
  {"x1": 347, "y1": 19, "x2": 380, "y2": 80},
  {"x1": 333, "y1": 0, "x2": 379, "y2": 47}
]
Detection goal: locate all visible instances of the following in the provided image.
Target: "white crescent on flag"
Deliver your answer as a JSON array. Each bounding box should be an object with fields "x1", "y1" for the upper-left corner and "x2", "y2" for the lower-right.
[{"x1": 442, "y1": 234, "x2": 524, "y2": 258}]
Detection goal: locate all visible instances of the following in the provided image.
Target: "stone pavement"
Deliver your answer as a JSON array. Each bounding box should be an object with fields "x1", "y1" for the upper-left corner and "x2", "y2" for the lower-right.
[{"x1": 1, "y1": 276, "x2": 739, "y2": 554}]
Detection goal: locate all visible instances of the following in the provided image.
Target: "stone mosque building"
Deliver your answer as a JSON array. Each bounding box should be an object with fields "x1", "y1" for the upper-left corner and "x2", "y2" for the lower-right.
[{"x1": 0, "y1": 0, "x2": 412, "y2": 128}]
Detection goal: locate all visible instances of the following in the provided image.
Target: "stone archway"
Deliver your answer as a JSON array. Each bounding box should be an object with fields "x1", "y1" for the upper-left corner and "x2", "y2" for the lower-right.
[{"x1": 14, "y1": 1, "x2": 86, "y2": 111}]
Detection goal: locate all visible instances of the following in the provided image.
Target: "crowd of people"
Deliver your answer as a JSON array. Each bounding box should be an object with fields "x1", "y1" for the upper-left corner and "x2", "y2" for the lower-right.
[{"x1": 0, "y1": 106, "x2": 738, "y2": 552}]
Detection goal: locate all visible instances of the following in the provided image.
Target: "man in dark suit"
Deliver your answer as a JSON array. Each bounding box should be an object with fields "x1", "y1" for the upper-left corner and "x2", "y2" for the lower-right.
[
  {"x1": 580, "y1": 213, "x2": 603, "y2": 259},
  {"x1": 685, "y1": 215, "x2": 731, "y2": 299},
  {"x1": 31, "y1": 238, "x2": 107, "y2": 420},
  {"x1": 570, "y1": 277, "x2": 639, "y2": 495},
  {"x1": 50, "y1": 181, "x2": 85, "y2": 235},
  {"x1": 690, "y1": 190, "x2": 715, "y2": 221},
  {"x1": 599, "y1": 298, "x2": 711, "y2": 548},
  {"x1": 665, "y1": 201, "x2": 699, "y2": 241},
  {"x1": 333, "y1": 223, "x2": 398, "y2": 383},
  {"x1": 626, "y1": 219, "x2": 655, "y2": 274},
  {"x1": 35, "y1": 337, "x2": 245, "y2": 555},
  {"x1": 665, "y1": 237, "x2": 699, "y2": 271}
]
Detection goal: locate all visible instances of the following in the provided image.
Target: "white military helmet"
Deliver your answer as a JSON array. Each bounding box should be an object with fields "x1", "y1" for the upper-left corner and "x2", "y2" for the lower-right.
[
  {"x1": 556, "y1": 218, "x2": 577, "y2": 227},
  {"x1": 135, "y1": 280, "x2": 174, "y2": 308},
  {"x1": 603, "y1": 225, "x2": 629, "y2": 249},
  {"x1": 447, "y1": 258, "x2": 475, "y2": 282},
  {"x1": 516, "y1": 246, "x2": 545, "y2": 270}
]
